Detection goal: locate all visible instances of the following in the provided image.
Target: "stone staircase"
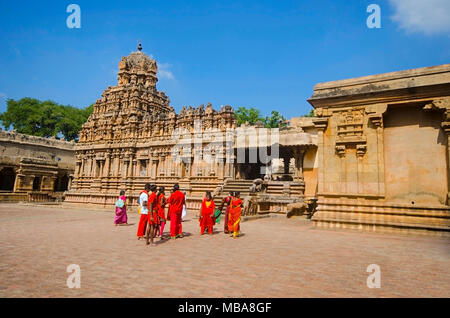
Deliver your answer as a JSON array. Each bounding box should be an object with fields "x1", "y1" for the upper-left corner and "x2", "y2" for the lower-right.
[
  {"x1": 265, "y1": 181, "x2": 304, "y2": 197},
  {"x1": 221, "y1": 180, "x2": 254, "y2": 197}
]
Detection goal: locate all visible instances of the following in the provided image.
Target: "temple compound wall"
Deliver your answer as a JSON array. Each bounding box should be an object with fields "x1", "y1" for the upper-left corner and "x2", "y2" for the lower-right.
[
  {"x1": 0, "y1": 130, "x2": 75, "y2": 202},
  {"x1": 65, "y1": 46, "x2": 318, "y2": 213},
  {"x1": 308, "y1": 63, "x2": 450, "y2": 237}
]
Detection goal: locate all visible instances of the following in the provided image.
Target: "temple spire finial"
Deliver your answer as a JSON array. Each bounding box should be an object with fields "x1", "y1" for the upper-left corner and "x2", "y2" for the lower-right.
[{"x1": 137, "y1": 42, "x2": 143, "y2": 52}]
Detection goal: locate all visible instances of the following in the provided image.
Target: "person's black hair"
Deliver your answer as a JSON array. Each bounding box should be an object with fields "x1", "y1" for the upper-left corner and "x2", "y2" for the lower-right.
[
  {"x1": 119, "y1": 190, "x2": 125, "y2": 196},
  {"x1": 150, "y1": 184, "x2": 157, "y2": 192},
  {"x1": 173, "y1": 183, "x2": 180, "y2": 191},
  {"x1": 229, "y1": 191, "x2": 234, "y2": 196},
  {"x1": 145, "y1": 183, "x2": 151, "y2": 190},
  {"x1": 235, "y1": 191, "x2": 241, "y2": 197},
  {"x1": 205, "y1": 191, "x2": 212, "y2": 200}
]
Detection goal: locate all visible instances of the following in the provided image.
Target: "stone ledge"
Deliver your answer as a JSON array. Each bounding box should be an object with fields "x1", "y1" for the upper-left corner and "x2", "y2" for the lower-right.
[{"x1": 313, "y1": 217, "x2": 450, "y2": 237}]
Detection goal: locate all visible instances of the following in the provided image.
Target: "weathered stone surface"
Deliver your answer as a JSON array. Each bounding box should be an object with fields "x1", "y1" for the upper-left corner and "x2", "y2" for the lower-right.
[
  {"x1": 308, "y1": 63, "x2": 450, "y2": 236},
  {"x1": 0, "y1": 130, "x2": 75, "y2": 201}
]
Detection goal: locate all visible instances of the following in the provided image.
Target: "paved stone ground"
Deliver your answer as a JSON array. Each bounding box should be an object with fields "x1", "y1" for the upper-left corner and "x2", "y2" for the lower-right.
[{"x1": 0, "y1": 203, "x2": 449, "y2": 298}]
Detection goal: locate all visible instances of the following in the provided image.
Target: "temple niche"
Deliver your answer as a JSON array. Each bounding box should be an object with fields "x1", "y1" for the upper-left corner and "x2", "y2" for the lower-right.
[{"x1": 65, "y1": 45, "x2": 318, "y2": 213}]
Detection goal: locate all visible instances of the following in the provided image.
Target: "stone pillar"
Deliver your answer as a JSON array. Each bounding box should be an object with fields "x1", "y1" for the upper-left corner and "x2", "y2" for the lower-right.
[
  {"x1": 165, "y1": 155, "x2": 170, "y2": 176},
  {"x1": 312, "y1": 117, "x2": 329, "y2": 194},
  {"x1": 49, "y1": 176, "x2": 57, "y2": 192},
  {"x1": 146, "y1": 159, "x2": 151, "y2": 177},
  {"x1": 442, "y1": 115, "x2": 450, "y2": 205},
  {"x1": 79, "y1": 158, "x2": 85, "y2": 177},
  {"x1": 152, "y1": 159, "x2": 158, "y2": 180},
  {"x1": 136, "y1": 159, "x2": 141, "y2": 177},
  {"x1": 85, "y1": 156, "x2": 90, "y2": 177},
  {"x1": 226, "y1": 155, "x2": 236, "y2": 179},
  {"x1": 68, "y1": 175, "x2": 73, "y2": 191},
  {"x1": 218, "y1": 156, "x2": 224, "y2": 180},
  {"x1": 75, "y1": 161, "x2": 81, "y2": 177},
  {"x1": 113, "y1": 154, "x2": 120, "y2": 176},
  {"x1": 128, "y1": 154, "x2": 134, "y2": 178},
  {"x1": 366, "y1": 104, "x2": 388, "y2": 197},
  {"x1": 100, "y1": 160, "x2": 104, "y2": 178},
  {"x1": 210, "y1": 152, "x2": 216, "y2": 176},
  {"x1": 89, "y1": 157, "x2": 94, "y2": 178},
  {"x1": 13, "y1": 171, "x2": 22, "y2": 193},
  {"x1": 92, "y1": 158, "x2": 98, "y2": 178},
  {"x1": 104, "y1": 151, "x2": 111, "y2": 177},
  {"x1": 293, "y1": 148, "x2": 305, "y2": 181},
  {"x1": 283, "y1": 156, "x2": 290, "y2": 175},
  {"x1": 159, "y1": 156, "x2": 165, "y2": 176}
]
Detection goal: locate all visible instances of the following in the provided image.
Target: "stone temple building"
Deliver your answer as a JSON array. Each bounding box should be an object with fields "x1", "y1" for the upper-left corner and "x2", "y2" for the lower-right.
[
  {"x1": 3, "y1": 45, "x2": 448, "y2": 237},
  {"x1": 309, "y1": 63, "x2": 450, "y2": 236},
  {"x1": 65, "y1": 45, "x2": 318, "y2": 212},
  {"x1": 0, "y1": 129, "x2": 75, "y2": 202}
]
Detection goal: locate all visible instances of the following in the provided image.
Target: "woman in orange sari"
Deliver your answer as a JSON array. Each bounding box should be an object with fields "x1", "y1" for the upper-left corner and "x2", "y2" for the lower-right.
[
  {"x1": 228, "y1": 191, "x2": 243, "y2": 238},
  {"x1": 199, "y1": 191, "x2": 215, "y2": 235}
]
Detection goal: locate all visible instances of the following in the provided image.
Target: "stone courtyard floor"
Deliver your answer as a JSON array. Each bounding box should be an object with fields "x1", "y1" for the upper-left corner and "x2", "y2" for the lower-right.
[{"x1": 0, "y1": 203, "x2": 449, "y2": 298}]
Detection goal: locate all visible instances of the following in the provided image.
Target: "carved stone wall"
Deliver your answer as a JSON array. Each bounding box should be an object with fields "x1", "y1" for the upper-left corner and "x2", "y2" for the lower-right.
[
  {"x1": 65, "y1": 46, "x2": 318, "y2": 210},
  {"x1": 65, "y1": 47, "x2": 237, "y2": 208},
  {"x1": 0, "y1": 130, "x2": 75, "y2": 201},
  {"x1": 309, "y1": 64, "x2": 450, "y2": 236}
]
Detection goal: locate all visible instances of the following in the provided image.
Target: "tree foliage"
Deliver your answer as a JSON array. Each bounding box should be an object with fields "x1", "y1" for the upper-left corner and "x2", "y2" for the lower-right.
[
  {"x1": 0, "y1": 98, "x2": 93, "y2": 141},
  {"x1": 304, "y1": 109, "x2": 315, "y2": 117},
  {"x1": 234, "y1": 107, "x2": 288, "y2": 128},
  {"x1": 234, "y1": 106, "x2": 264, "y2": 126},
  {"x1": 263, "y1": 110, "x2": 287, "y2": 128}
]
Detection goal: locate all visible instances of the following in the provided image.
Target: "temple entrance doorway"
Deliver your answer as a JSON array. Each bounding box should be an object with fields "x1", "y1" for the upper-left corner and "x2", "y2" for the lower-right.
[
  {"x1": 236, "y1": 163, "x2": 265, "y2": 180},
  {"x1": 54, "y1": 174, "x2": 69, "y2": 192},
  {"x1": 0, "y1": 167, "x2": 16, "y2": 191},
  {"x1": 235, "y1": 147, "x2": 274, "y2": 180},
  {"x1": 33, "y1": 176, "x2": 41, "y2": 191}
]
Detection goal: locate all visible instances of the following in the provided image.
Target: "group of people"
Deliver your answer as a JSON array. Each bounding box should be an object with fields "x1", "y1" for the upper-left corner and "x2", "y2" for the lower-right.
[
  {"x1": 201, "y1": 190, "x2": 243, "y2": 238},
  {"x1": 113, "y1": 183, "x2": 243, "y2": 245},
  {"x1": 136, "y1": 183, "x2": 185, "y2": 245}
]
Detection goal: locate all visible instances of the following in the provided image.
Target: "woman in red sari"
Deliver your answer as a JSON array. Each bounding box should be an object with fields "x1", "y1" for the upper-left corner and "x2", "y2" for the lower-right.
[
  {"x1": 228, "y1": 191, "x2": 243, "y2": 238},
  {"x1": 145, "y1": 184, "x2": 159, "y2": 246},
  {"x1": 155, "y1": 186, "x2": 167, "y2": 239},
  {"x1": 199, "y1": 191, "x2": 215, "y2": 235},
  {"x1": 219, "y1": 191, "x2": 234, "y2": 234}
]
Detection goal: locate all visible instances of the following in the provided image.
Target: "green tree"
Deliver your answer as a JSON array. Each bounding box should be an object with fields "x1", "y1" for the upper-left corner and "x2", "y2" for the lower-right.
[
  {"x1": 56, "y1": 104, "x2": 94, "y2": 141},
  {"x1": 264, "y1": 110, "x2": 287, "y2": 128},
  {"x1": 234, "y1": 106, "x2": 264, "y2": 126},
  {"x1": 304, "y1": 109, "x2": 315, "y2": 117},
  {"x1": 0, "y1": 98, "x2": 93, "y2": 141}
]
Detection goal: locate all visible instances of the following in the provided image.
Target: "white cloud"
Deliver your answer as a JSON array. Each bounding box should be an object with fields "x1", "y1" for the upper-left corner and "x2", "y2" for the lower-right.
[
  {"x1": 0, "y1": 92, "x2": 7, "y2": 101},
  {"x1": 158, "y1": 62, "x2": 175, "y2": 80},
  {"x1": 389, "y1": 0, "x2": 450, "y2": 35}
]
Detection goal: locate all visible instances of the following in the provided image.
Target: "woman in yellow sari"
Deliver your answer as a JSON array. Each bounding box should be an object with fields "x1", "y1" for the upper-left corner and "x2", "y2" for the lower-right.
[{"x1": 227, "y1": 191, "x2": 243, "y2": 238}]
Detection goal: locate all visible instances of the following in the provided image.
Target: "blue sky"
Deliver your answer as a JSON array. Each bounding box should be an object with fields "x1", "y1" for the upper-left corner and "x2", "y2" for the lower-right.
[{"x1": 0, "y1": 0, "x2": 449, "y2": 118}]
